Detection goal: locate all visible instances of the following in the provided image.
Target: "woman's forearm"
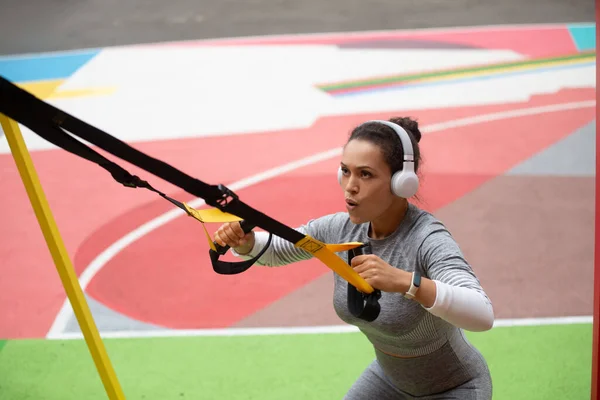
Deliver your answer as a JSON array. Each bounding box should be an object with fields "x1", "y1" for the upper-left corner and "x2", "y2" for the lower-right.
[{"x1": 393, "y1": 271, "x2": 494, "y2": 332}]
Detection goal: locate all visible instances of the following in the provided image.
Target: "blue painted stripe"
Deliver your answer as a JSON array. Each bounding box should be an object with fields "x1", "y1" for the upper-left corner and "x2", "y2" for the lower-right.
[
  {"x1": 0, "y1": 51, "x2": 100, "y2": 83},
  {"x1": 332, "y1": 61, "x2": 596, "y2": 97},
  {"x1": 567, "y1": 24, "x2": 596, "y2": 52}
]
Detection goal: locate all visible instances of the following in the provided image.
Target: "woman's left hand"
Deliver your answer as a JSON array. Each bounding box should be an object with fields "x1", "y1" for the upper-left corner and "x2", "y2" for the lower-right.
[{"x1": 350, "y1": 254, "x2": 408, "y2": 293}]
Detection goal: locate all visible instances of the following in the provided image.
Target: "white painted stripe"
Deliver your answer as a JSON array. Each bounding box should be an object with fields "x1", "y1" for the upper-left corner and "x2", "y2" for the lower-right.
[
  {"x1": 422, "y1": 101, "x2": 597, "y2": 133},
  {"x1": 46, "y1": 99, "x2": 596, "y2": 339},
  {"x1": 46, "y1": 147, "x2": 342, "y2": 339},
  {"x1": 492, "y1": 315, "x2": 593, "y2": 327},
  {"x1": 53, "y1": 325, "x2": 360, "y2": 340},
  {"x1": 50, "y1": 315, "x2": 594, "y2": 340}
]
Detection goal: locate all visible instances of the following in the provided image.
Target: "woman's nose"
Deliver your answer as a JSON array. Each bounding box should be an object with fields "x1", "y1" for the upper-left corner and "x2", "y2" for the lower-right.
[{"x1": 345, "y1": 177, "x2": 359, "y2": 193}]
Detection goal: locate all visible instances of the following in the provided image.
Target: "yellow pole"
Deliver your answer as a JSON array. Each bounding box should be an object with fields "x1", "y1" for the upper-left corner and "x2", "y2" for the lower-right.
[{"x1": 0, "y1": 114, "x2": 126, "y2": 400}]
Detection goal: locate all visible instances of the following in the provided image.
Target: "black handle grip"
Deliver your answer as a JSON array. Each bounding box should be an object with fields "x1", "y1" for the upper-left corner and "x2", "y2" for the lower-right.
[
  {"x1": 347, "y1": 241, "x2": 381, "y2": 322},
  {"x1": 213, "y1": 220, "x2": 256, "y2": 255},
  {"x1": 352, "y1": 242, "x2": 372, "y2": 257}
]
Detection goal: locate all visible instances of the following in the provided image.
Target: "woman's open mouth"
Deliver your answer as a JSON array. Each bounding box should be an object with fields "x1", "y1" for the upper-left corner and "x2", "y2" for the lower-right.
[{"x1": 345, "y1": 198, "x2": 359, "y2": 211}]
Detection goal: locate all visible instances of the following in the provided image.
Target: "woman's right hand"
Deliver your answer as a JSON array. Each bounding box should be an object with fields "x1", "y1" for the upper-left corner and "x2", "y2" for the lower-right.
[{"x1": 213, "y1": 221, "x2": 255, "y2": 255}]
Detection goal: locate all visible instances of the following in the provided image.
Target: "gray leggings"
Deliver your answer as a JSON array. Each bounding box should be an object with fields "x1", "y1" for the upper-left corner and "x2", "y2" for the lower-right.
[{"x1": 343, "y1": 358, "x2": 492, "y2": 400}]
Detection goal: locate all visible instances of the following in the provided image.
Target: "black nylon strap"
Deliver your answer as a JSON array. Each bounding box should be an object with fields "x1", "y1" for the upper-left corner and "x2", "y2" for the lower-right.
[
  {"x1": 0, "y1": 76, "x2": 305, "y2": 243},
  {"x1": 1, "y1": 75, "x2": 381, "y2": 321}
]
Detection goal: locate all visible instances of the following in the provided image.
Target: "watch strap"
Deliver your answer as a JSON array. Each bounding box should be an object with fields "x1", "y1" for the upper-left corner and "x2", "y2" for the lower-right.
[{"x1": 404, "y1": 271, "x2": 421, "y2": 299}]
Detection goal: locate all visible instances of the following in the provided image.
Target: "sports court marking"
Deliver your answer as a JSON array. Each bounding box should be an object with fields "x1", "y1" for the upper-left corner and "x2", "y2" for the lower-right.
[
  {"x1": 51, "y1": 315, "x2": 593, "y2": 340},
  {"x1": 46, "y1": 99, "x2": 596, "y2": 339}
]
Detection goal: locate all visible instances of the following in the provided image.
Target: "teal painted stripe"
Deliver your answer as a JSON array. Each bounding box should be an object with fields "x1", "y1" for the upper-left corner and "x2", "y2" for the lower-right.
[
  {"x1": 0, "y1": 51, "x2": 100, "y2": 83},
  {"x1": 568, "y1": 24, "x2": 596, "y2": 52}
]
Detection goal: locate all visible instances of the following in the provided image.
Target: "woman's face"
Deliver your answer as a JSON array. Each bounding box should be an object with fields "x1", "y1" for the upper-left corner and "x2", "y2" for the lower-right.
[{"x1": 339, "y1": 139, "x2": 396, "y2": 224}]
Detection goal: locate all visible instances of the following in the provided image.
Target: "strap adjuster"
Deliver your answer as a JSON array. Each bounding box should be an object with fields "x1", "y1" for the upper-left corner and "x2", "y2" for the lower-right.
[{"x1": 215, "y1": 184, "x2": 239, "y2": 210}]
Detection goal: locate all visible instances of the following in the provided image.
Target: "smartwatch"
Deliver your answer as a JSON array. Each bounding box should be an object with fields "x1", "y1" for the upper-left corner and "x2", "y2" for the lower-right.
[{"x1": 404, "y1": 271, "x2": 421, "y2": 299}]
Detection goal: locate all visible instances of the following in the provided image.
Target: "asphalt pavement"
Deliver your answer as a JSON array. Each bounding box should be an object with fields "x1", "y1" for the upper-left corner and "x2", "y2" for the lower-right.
[{"x1": 0, "y1": 0, "x2": 594, "y2": 55}]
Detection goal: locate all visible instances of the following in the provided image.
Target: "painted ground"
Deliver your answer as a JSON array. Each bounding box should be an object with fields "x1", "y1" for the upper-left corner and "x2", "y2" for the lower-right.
[{"x1": 0, "y1": 23, "x2": 596, "y2": 399}]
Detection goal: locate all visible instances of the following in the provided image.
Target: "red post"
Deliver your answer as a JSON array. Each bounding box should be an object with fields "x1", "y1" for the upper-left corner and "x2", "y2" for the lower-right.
[{"x1": 593, "y1": 4, "x2": 600, "y2": 399}]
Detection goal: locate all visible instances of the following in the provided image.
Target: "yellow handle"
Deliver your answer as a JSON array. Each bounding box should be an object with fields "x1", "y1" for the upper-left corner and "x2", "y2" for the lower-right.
[
  {"x1": 184, "y1": 203, "x2": 374, "y2": 293},
  {"x1": 294, "y1": 236, "x2": 373, "y2": 294}
]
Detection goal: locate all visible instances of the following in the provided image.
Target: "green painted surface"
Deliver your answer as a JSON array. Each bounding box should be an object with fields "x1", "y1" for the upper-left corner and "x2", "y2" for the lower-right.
[
  {"x1": 0, "y1": 323, "x2": 592, "y2": 399},
  {"x1": 318, "y1": 51, "x2": 596, "y2": 91}
]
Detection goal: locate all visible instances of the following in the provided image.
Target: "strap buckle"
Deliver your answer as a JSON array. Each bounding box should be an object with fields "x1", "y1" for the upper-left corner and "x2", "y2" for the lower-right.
[{"x1": 214, "y1": 184, "x2": 238, "y2": 210}]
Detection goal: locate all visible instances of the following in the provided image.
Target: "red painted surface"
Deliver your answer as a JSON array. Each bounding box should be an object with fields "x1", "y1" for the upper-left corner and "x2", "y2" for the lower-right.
[
  {"x1": 166, "y1": 27, "x2": 577, "y2": 58},
  {"x1": 0, "y1": 81, "x2": 594, "y2": 336},
  {"x1": 0, "y1": 122, "x2": 366, "y2": 338},
  {"x1": 85, "y1": 92, "x2": 595, "y2": 329},
  {"x1": 86, "y1": 170, "x2": 343, "y2": 329}
]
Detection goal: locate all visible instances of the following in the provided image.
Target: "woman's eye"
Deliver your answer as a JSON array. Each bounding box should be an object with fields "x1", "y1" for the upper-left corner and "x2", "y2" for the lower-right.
[{"x1": 361, "y1": 171, "x2": 371, "y2": 178}]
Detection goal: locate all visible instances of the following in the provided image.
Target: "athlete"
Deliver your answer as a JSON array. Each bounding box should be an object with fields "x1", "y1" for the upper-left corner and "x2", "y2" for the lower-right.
[{"x1": 213, "y1": 117, "x2": 494, "y2": 399}]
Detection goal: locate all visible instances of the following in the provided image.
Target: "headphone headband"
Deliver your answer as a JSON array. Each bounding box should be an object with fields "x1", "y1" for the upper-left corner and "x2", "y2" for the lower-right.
[{"x1": 361, "y1": 120, "x2": 415, "y2": 162}]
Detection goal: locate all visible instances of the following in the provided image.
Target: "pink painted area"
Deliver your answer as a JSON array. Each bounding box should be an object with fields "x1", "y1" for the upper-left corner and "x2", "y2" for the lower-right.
[
  {"x1": 420, "y1": 102, "x2": 597, "y2": 177},
  {"x1": 0, "y1": 120, "x2": 368, "y2": 338},
  {"x1": 85, "y1": 89, "x2": 594, "y2": 329},
  {"x1": 0, "y1": 151, "x2": 154, "y2": 339},
  {"x1": 159, "y1": 25, "x2": 577, "y2": 57},
  {"x1": 0, "y1": 104, "x2": 458, "y2": 338},
  {"x1": 0, "y1": 84, "x2": 594, "y2": 337},
  {"x1": 85, "y1": 169, "x2": 346, "y2": 329},
  {"x1": 424, "y1": 29, "x2": 577, "y2": 57}
]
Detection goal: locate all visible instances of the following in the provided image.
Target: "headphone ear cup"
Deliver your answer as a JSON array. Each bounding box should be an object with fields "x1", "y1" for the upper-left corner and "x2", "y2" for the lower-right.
[
  {"x1": 337, "y1": 166, "x2": 343, "y2": 186},
  {"x1": 391, "y1": 171, "x2": 419, "y2": 198}
]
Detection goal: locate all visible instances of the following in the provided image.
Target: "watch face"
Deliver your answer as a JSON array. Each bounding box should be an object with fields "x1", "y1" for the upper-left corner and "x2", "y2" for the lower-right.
[{"x1": 414, "y1": 273, "x2": 421, "y2": 287}]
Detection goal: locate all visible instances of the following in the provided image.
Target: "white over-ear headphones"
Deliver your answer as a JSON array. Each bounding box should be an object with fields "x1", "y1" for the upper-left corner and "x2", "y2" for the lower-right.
[{"x1": 338, "y1": 120, "x2": 419, "y2": 198}]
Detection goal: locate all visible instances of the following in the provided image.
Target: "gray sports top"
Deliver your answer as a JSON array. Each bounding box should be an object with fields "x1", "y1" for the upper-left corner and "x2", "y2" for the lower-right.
[{"x1": 234, "y1": 202, "x2": 493, "y2": 395}]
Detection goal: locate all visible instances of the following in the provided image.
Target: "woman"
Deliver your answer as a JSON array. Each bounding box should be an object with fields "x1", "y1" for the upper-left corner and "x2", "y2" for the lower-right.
[{"x1": 214, "y1": 117, "x2": 494, "y2": 399}]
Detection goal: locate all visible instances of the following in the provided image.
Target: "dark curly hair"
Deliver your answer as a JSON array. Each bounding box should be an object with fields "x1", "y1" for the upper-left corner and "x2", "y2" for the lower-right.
[{"x1": 347, "y1": 116, "x2": 423, "y2": 176}]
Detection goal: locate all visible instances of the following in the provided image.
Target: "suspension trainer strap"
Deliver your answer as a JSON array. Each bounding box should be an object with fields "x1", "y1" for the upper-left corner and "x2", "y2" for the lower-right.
[{"x1": 0, "y1": 75, "x2": 380, "y2": 318}]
